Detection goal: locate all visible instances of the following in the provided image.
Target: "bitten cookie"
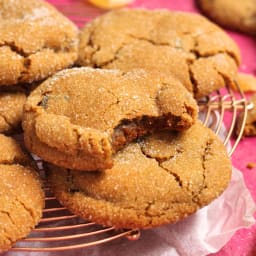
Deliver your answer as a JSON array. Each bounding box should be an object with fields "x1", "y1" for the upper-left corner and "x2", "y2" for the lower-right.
[
  {"x1": 0, "y1": 134, "x2": 44, "y2": 251},
  {"x1": 197, "y1": 0, "x2": 256, "y2": 36},
  {"x1": 0, "y1": 87, "x2": 26, "y2": 134},
  {"x1": 0, "y1": 0, "x2": 78, "y2": 86},
  {"x1": 236, "y1": 94, "x2": 256, "y2": 136},
  {"x1": 23, "y1": 67, "x2": 198, "y2": 171},
  {"x1": 47, "y1": 121, "x2": 231, "y2": 229},
  {"x1": 77, "y1": 9, "x2": 240, "y2": 99}
]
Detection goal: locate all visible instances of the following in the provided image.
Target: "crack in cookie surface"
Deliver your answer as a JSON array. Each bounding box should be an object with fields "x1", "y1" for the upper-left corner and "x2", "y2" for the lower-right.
[{"x1": 139, "y1": 139, "x2": 184, "y2": 188}]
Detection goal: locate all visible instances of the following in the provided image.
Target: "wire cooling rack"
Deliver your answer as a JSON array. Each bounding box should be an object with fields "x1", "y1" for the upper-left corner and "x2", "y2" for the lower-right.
[
  {"x1": 9, "y1": 1, "x2": 253, "y2": 252},
  {"x1": 10, "y1": 81, "x2": 251, "y2": 252},
  {"x1": 198, "y1": 81, "x2": 252, "y2": 157}
]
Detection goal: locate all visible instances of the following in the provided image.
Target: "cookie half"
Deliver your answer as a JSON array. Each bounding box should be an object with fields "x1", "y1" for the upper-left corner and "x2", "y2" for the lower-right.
[
  {"x1": 0, "y1": 134, "x2": 44, "y2": 251},
  {"x1": 47, "y1": 121, "x2": 231, "y2": 229},
  {"x1": 197, "y1": 0, "x2": 256, "y2": 36},
  {"x1": 77, "y1": 9, "x2": 240, "y2": 99},
  {"x1": 23, "y1": 67, "x2": 198, "y2": 171},
  {"x1": 0, "y1": 88, "x2": 26, "y2": 134},
  {"x1": 0, "y1": 0, "x2": 78, "y2": 86}
]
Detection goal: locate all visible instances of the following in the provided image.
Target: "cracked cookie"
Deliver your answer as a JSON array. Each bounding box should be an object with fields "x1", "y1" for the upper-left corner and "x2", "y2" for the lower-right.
[
  {"x1": 0, "y1": 87, "x2": 26, "y2": 134},
  {"x1": 0, "y1": 0, "x2": 78, "y2": 87},
  {"x1": 77, "y1": 9, "x2": 240, "y2": 99},
  {"x1": 197, "y1": 0, "x2": 256, "y2": 36},
  {"x1": 0, "y1": 134, "x2": 44, "y2": 251},
  {"x1": 23, "y1": 67, "x2": 198, "y2": 171},
  {"x1": 236, "y1": 94, "x2": 256, "y2": 136},
  {"x1": 47, "y1": 121, "x2": 231, "y2": 229}
]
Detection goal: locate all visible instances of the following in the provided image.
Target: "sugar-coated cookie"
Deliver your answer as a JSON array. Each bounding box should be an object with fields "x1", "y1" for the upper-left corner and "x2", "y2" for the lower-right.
[
  {"x1": 78, "y1": 9, "x2": 240, "y2": 99},
  {"x1": 0, "y1": 134, "x2": 44, "y2": 251},
  {"x1": 197, "y1": 0, "x2": 256, "y2": 36},
  {"x1": 47, "y1": 121, "x2": 231, "y2": 229}
]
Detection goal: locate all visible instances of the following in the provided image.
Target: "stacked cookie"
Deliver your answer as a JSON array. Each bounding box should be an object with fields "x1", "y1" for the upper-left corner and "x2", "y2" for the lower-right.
[
  {"x1": 197, "y1": 0, "x2": 256, "y2": 36},
  {"x1": 23, "y1": 68, "x2": 198, "y2": 170},
  {"x1": 0, "y1": 0, "x2": 78, "y2": 251},
  {"x1": 1, "y1": 1, "x2": 237, "y2": 249}
]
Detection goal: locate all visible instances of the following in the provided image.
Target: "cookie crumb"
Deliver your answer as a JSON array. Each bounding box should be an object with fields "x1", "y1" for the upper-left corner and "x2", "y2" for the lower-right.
[{"x1": 246, "y1": 162, "x2": 256, "y2": 169}]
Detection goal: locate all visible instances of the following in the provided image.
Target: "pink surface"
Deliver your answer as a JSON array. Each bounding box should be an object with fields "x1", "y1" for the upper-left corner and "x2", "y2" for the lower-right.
[{"x1": 47, "y1": 1, "x2": 256, "y2": 255}]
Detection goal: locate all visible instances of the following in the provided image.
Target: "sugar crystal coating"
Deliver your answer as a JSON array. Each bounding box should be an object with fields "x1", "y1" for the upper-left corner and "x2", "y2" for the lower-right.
[{"x1": 0, "y1": 134, "x2": 44, "y2": 251}]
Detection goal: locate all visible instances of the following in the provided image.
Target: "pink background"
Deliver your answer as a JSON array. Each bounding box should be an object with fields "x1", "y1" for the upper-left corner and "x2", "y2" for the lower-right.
[{"x1": 47, "y1": 0, "x2": 256, "y2": 255}]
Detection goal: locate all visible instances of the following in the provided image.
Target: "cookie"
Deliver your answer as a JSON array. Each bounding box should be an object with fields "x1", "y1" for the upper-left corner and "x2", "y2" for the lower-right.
[
  {"x1": 197, "y1": 0, "x2": 256, "y2": 36},
  {"x1": 77, "y1": 9, "x2": 240, "y2": 99},
  {"x1": 0, "y1": 87, "x2": 26, "y2": 134},
  {"x1": 0, "y1": 134, "x2": 44, "y2": 251},
  {"x1": 47, "y1": 121, "x2": 231, "y2": 229},
  {"x1": 237, "y1": 94, "x2": 256, "y2": 136},
  {"x1": 23, "y1": 67, "x2": 198, "y2": 171},
  {"x1": 0, "y1": 0, "x2": 78, "y2": 87},
  {"x1": 231, "y1": 73, "x2": 256, "y2": 92}
]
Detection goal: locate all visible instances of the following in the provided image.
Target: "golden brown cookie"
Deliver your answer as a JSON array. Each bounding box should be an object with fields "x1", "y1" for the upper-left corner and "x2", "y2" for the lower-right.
[
  {"x1": 197, "y1": 0, "x2": 256, "y2": 36},
  {"x1": 77, "y1": 9, "x2": 240, "y2": 99},
  {"x1": 47, "y1": 121, "x2": 231, "y2": 229},
  {"x1": 237, "y1": 94, "x2": 256, "y2": 136},
  {"x1": 231, "y1": 73, "x2": 256, "y2": 92},
  {"x1": 0, "y1": 87, "x2": 26, "y2": 134},
  {"x1": 23, "y1": 67, "x2": 198, "y2": 171},
  {"x1": 0, "y1": 134, "x2": 44, "y2": 251},
  {"x1": 0, "y1": 0, "x2": 78, "y2": 87}
]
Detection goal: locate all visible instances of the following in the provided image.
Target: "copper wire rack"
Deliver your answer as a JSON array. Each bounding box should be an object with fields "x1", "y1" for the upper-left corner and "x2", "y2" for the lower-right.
[{"x1": 10, "y1": 81, "x2": 252, "y2": 252}]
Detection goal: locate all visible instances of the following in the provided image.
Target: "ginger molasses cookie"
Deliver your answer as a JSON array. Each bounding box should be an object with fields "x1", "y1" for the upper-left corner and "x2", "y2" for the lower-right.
[
  {"x1": 236, "y1": 94, "x2": 256, "y2": 136},
  {"x1": 0, "y1": 134, "x2": 44, "y2": 251},
  {"x1": 197, "y1": 0, "x2": 256, "y2": 36},
  {"x1": 0, "y1": 0, "x2": 78, "y2": 87},
  {"x1": 23, "y1": 67, "x2": 198, "y2": 171},
  {"x1": 47, "y1": 121, "x2": 231, "y2": 229},
  {"x1": 0, "y1": 87, "x2": 26, "y2": 134},
  {"x1": 77, "y1": 9, "x2": 240, "y2": 99}
]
